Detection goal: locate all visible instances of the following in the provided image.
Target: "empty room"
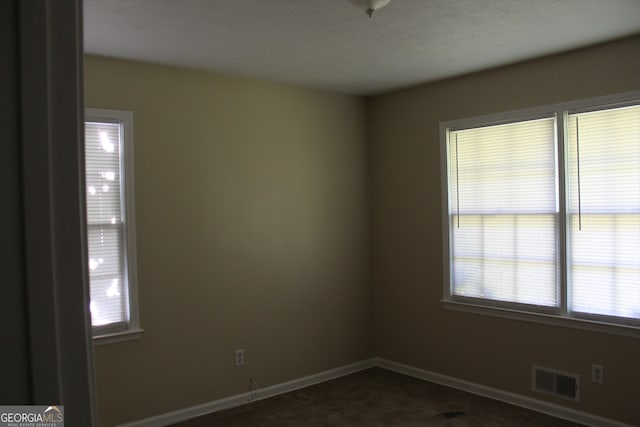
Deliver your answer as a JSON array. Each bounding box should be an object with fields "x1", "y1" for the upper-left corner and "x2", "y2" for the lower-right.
[{"x1": 3, "y1": 1, "x2": 640, "y2": 426}]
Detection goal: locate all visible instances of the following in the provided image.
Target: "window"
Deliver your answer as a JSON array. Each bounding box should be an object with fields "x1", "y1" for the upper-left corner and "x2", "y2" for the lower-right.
[
  {"x1": 440, "y1": 93, "x2": 640, "y2": 333},
  {"x1": 84, "y1": 108, "x2": 141, "y2": 342},
  {"x1": 566, "y1": 106, "x2": 640, "y2": 320}
]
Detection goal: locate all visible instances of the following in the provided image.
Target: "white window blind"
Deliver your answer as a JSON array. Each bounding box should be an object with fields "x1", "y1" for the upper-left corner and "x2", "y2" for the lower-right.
[
  {"x1": 84, "y1": 108, "x2": 138, "y2": 339},
  {"x1": 85, "y1": 120, "x2": 127, "y2": 329},
  {"x1": 448, "y1": 117, "x2": 558, "y2": 307},
  {"x1": 567, "y1": 105, "x2": 640, "y2": 320}
]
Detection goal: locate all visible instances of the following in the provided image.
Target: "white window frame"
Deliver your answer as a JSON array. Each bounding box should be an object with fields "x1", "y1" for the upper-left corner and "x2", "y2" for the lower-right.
[
  {"x1": 85, "y1": 107, "x2": 142, "y2": 345},
  {"x1": 440, "y1": 90, "x2": 640, "y2": 338}
]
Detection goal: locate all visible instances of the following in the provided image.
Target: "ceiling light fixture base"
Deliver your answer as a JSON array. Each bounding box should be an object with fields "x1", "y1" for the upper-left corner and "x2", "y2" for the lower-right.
[{"x1": 348, "y1": 0, "x2": 391, "y2": 18}]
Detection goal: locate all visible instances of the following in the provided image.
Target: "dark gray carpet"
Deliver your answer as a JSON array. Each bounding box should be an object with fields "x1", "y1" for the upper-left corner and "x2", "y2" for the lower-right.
[{"x1": 172, "y1": 367, "x2": 585, "y2": 426}]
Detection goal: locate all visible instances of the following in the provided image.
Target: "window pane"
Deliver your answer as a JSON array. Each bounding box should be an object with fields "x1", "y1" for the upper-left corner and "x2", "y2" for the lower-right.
[
  {"x1": 85, "y1": 119, "x2": 128, "y2": 328},
  {"x1": 449, "y1": 117, "x2": 558, "y2": 307},
  {"x1": 87, "y1": 225, "x2": 127, "y2": 326},
  {"x1": 85, "y1": 122, "x2": 122, "y2": 225},
  {"x1": 567, "y1": 105, "x2": 640, "y2": 319}
]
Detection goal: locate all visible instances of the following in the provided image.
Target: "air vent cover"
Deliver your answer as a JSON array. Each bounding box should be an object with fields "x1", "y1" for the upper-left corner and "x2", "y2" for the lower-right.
[{"x1": 532, "y1": 366, "x2": 580, "y2": 401}]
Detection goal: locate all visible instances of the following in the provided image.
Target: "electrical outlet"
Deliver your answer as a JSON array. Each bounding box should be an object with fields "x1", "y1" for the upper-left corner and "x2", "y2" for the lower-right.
[
  {"x1": 592, "y1": 364, "x2": 603, "y2": 384},
  {"x1": 235, "y1": 349, "x2": 245, "y2": 366}
]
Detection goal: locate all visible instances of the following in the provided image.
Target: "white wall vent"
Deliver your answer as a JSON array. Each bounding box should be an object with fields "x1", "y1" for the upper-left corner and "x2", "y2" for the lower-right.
[{"x1": 532, "y1": 365, "x2": 580, "y2": 402}]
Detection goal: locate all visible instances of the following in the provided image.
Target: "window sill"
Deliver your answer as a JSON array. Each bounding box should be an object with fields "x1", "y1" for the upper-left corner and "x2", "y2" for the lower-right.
[
  {"x1": 93, "y1": 327, "x2": 144, "y2": 346},
  {"x1": 441, "y1": 299, "x2": 640, "y2": 339}
]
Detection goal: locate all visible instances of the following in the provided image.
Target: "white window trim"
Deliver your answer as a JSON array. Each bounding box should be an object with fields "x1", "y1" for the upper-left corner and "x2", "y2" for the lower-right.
[
  {"x1": 439, "y1": 90, "x2": 640, "y2": 338},
  {"x1": 85, "y1": 107, "x2": 142, "y2": 345}
]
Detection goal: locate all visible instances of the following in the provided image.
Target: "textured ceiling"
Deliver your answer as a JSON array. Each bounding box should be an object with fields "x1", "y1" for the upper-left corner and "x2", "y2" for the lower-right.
[{"x1": 84, "y1": 0, "x2": 640, "y2": 95}]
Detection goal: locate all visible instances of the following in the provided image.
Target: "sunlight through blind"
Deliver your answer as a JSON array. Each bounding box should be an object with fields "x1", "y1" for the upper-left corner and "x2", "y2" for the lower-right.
[
  {"x1": 567, "y1": 105, "x2": 640, "y2": 320},
  {"x1": 449, "y1": 117, "x2": 558, "y2": 307},
  {"x1": 85, "y1": 121, "x2": 127, "y2": 328}
]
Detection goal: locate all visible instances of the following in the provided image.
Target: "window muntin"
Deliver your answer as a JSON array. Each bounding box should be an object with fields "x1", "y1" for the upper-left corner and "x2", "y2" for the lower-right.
[
  {"x1": 84, "y1": 108, "x2": 139, "y2": 338},
  {"x1": 442, "y1": 95, "x2": 640, "y2": 330}
]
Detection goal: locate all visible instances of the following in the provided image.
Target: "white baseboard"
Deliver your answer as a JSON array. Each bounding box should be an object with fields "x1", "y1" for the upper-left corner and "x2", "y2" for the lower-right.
[
  {"x1": 375, "y1": 358, "x2": 633, "y2": 427},
  {"x1": 117, "y1": 359, "x2": 376, "y2": 427},
  {"x1": 119, "y1": 357, "x2": 633, "y2": 427}
]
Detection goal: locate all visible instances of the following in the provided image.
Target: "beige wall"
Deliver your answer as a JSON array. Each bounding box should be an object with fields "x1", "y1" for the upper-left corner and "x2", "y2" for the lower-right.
[
  {"x1": 85, "y1": 56, "x2": 372, "y2": 426},
  {"x1": 370, "y1": 35, "x2": 640, "y2": 425}
]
